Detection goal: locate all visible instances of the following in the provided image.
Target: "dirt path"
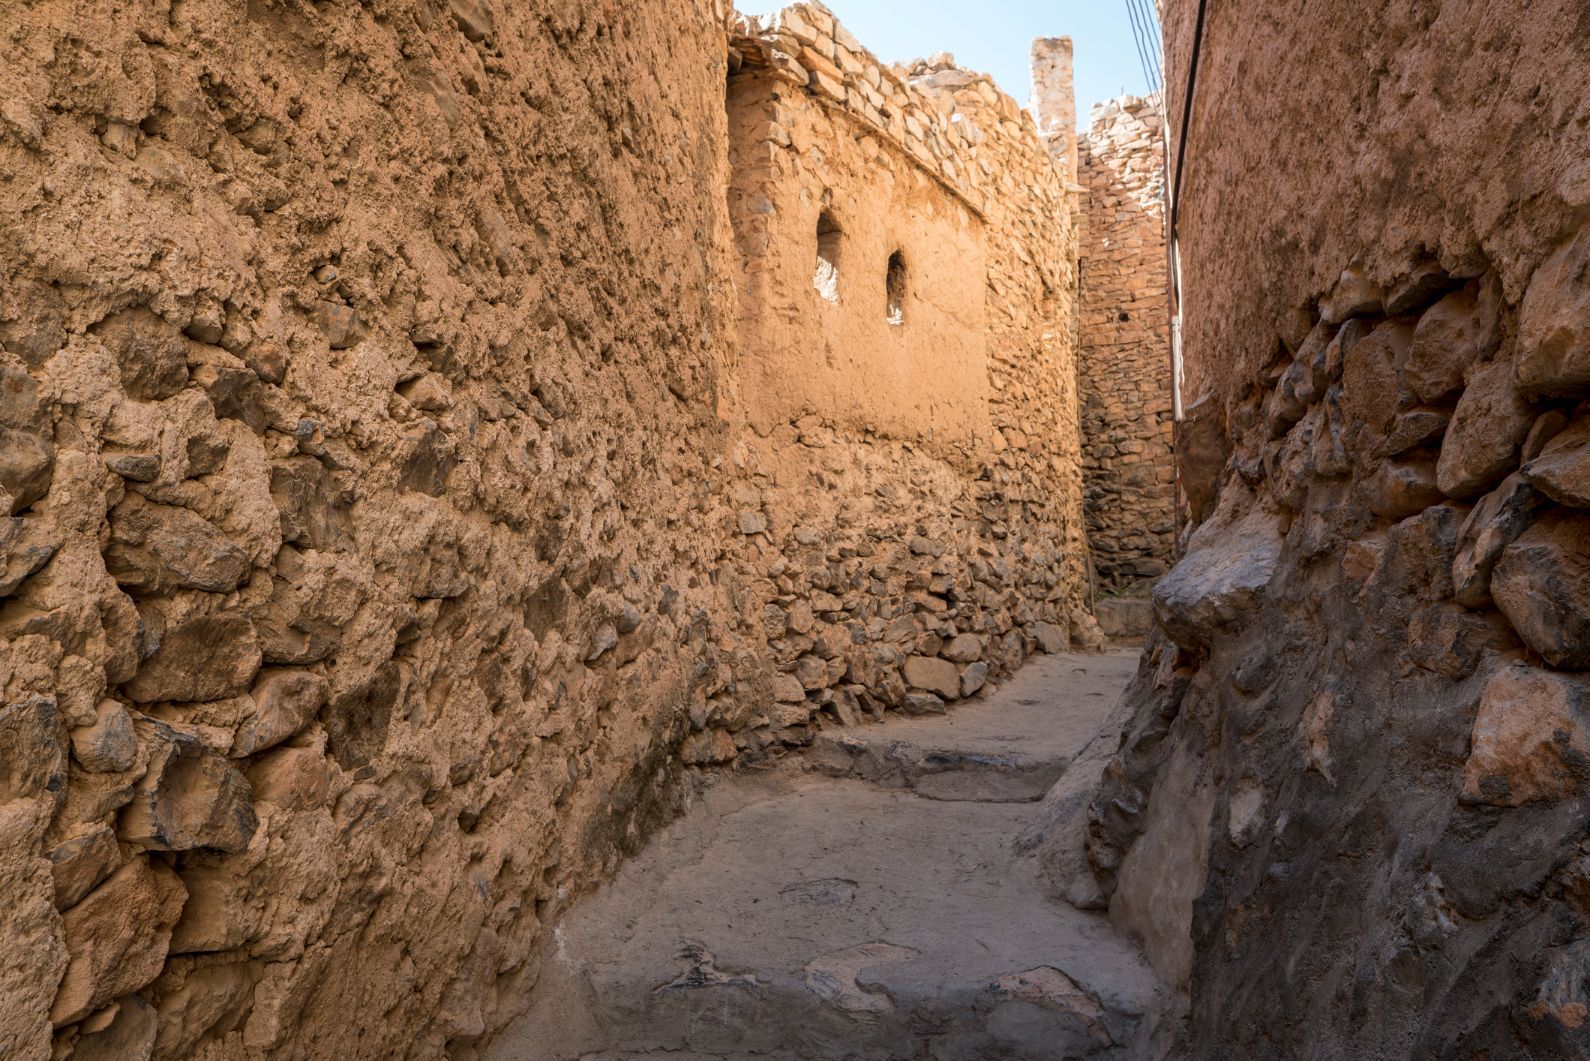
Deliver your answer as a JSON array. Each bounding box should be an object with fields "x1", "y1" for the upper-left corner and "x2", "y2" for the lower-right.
[{"x1": 485, "y1": 651, "x2": 1161, "y2": 1061}]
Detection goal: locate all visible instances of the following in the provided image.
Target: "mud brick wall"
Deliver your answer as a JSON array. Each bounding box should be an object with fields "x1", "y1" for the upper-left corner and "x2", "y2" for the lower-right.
[
  {"x1": 705, "y1": 3, "x2": 1095, "y2": 763},
  {"x1": 0, "y1": 0, "x2": 1089, "y2": 1057}
]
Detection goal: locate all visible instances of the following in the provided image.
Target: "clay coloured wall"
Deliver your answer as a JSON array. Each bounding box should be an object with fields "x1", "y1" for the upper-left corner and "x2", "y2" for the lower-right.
[
  {"x1": 0, "y1": 0, "x2": 1089, "y2": 1057},
  {"x1": 1076, "y1": 97, "x2": 1174, "y2": 591},
  {"x1": 709, "y1": 3, "x2": 1095, "y2": 755},
  {"x1": 1065, "y1": 0, "x2": 1590, "y2": 1056},
  {"x1": 0, "y1": 1, "x2": 741, "y2": 1057}
]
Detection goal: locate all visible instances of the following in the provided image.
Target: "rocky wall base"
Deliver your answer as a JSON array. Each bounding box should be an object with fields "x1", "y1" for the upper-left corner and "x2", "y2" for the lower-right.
[{"x1": 1073, "y1": 229, "x2": 1590, "y2": 1057}]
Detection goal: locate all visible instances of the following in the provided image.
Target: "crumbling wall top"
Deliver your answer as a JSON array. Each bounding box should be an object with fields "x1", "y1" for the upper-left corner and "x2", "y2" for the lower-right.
[{"x1": 728, "y1": 2, "x2": 1064, "y2": 220}]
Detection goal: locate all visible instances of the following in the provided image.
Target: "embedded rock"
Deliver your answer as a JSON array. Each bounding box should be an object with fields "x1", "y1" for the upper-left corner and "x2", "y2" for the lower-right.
[
  {"x1": 1153, "y1": 507, "x2": 1282, "y2": 650},
  {"x1": 903, "y1": 655, "x2": 960, "y2": 700},
  {"x1": 69, "y1": 700, "x2": 137, "y2": 774},
  {"x1": 1517, "y1": 225, "x2": 1590, "y2": 395},
  {"x1": 1405, "y1": 281, "x2": 1501, "y2": 404},
  {"x1": 1523, "y1": 417, "x2": 1590, "y2": 508},
  {"x1": 1463, "y1": 664, "x2": 1590, "y2": 806},
  {"x1": 69, "y1": 995, "x2": 158, "y2": 1061},
  {"x1": 122, "y1": 613, "x2": 261, "y2": 704},
  {"x1": 119, "y1": 721, "x2": 259, "y2": 853},
  {"x1": 92, "y1": 307, "x2": 190, "y2": 400},
  {"x1": 231, "y1": 669, "x2": 329, "y2": 757},
  {"x1": 1451, "y1": 473, "x2": 1546, "y2": 608},
  {"x1": 1492, "y1": 514, "x2": 1590, "y2": 670},
  {"x1": 1436, "y1": 359, "x2": 1534, "y2": 498},
  {"x1": 49, "y1": 858, "x2": 187, "y2": 1026},
  {"x1": 48, "y1": 826, "x2": 121, "y2": 912}
]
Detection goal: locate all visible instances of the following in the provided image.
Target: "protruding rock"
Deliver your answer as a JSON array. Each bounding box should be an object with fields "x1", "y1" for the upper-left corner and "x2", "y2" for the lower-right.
[
  {"x1": 1366, "y1": 458, "x2": 1443, "y2": 520},
  {"x1": 69, "y1": 995, "x2": 158, "y2": 1061},
  {"x1": 942, "y1": 632, "x2": 982, "y2": 663},
  {"x1": 960, "y1": 661, "x2": 989, "y2": 698},
  {"x1": 1436, "y1": 360, "x2": 1533, "y2": 498},
  {"x1": 1452, "y1": 473, "x2": 1546, "y2": 608},
  {"x1": 232, "y1": 669, "x2": 329, "y2": 757},
  {"x1": 903, "y1": 655, "x2": 960, "y2": 700},
  {"x1": 1463, "y1": 664, "x2": 1590, "y2": 806},
  {"x1": 1517, "y1": 225, "x2": 1590, "y2": 395},
  {"x1": 123, "y1": 612, "x2": 261, "y2": 704},
  {"x1": 1405, "y1": 281, "x2": 1502, "y2": 403},
  {"x1": 1523, "y1": 417, "x2": 1590, "y2": 507},
  {"x1": 104, "y1": 494, "x2": 251, "y2": 594},
  {"x1": 119, "y1": 720, "x2": 259, "y2": 852},
  {"x1": 48, "y1": 826, "x2": 121, "y2": 911},
  {"x1": 1154, "y1": 507, "x2": 1282, "y2": 650},
  {"x1": 1320, "y1": 263, "x2": 1382, "y2": 324},
  {"x1": 1492, "y1": 514, "x2": 1590, "y2": 669},
  {"x1": 0, "y1": 426, "x2": 53, "y2": 514},
  {"x1": 92, "y1": 307, "x2": 190, "y2": 400},
  {"x1": 245, "y1": 742, "x2": 331, "y2": 811},
  {"x1": 69, "y1": 700, "x2": 137, "y2": 773},
  {"x1": 49, "y1": 857, "x2": 187, "y2": 1026}
]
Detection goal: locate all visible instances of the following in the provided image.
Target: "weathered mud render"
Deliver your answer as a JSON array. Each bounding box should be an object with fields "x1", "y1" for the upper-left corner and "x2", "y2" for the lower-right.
[
  {"x1": 0, "y1": 0, "x2": 1139, "y2": 1057},
  {"x1": 5, "y1": 0, "x2": 1582, "y2": 1056}
]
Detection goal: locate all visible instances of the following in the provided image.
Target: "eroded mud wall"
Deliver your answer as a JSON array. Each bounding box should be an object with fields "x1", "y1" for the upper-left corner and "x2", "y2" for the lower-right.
[
  {"x1": 715, "y1": 4, "x2": 1094, "y2": 744},
  {"x1": 0, "y1": 1, "x2": 739, "y2": 1056},
  {"x1": 0, "y1": 0, "x2": 1088, "y2": 1057},
  {"x1": 1079, "y1": 0, "x2": 1590, "y2": 1055}
]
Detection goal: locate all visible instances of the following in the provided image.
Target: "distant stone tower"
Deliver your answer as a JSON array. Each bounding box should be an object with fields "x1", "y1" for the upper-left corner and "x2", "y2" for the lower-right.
[{"x1": 1030, "y1": 37, "x2": 1078, "y2": 184}]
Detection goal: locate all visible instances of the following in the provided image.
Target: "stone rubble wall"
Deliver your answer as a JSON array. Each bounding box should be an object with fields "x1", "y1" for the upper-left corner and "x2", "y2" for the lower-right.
[
  {"x1": 710, "y1": 2, "x2": 1095, "y2": 762},
  {"x1": 0, "y1": 1, "x2": 1090, "y2": 1059},
  {"x1": 1056, "y1": 0, "x2": 1590, "y2": 1055},
  {"x1": 1076, "y1": 96, "x2": 1175, "y2": 591}
]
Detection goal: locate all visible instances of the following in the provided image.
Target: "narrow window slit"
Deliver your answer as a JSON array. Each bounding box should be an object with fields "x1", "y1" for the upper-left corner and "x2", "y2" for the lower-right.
[
  {"x1": 814, "y1": 211, "x2": 842, "y2": 303},
  {"x1": 886, "y1": 250, "x2": 907, "y2": 325}
]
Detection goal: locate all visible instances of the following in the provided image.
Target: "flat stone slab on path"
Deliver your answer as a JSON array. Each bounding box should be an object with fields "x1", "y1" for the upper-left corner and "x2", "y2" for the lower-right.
[{"x1": 485, "y1": 651, "x2": 1159, "y2": 1061}]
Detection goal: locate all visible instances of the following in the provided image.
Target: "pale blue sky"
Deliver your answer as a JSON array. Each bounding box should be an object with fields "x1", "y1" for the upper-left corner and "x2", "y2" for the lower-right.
[{"x1": 736, "y1": 0, "x2": 1157, "y2": 130}]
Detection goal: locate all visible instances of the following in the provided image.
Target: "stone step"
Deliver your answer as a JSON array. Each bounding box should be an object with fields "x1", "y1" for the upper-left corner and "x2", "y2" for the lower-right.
[{"x1": 483, "y1": 653, "x2": 1163, "y2": 1061}]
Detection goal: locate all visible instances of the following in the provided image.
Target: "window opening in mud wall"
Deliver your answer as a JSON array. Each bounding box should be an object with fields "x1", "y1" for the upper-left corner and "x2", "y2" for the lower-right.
[
  {"x1": 815, "y1": 211, "x2": 842, "y2": 303},
  {"x1": 886, "y1": 250, "x2": 907, "y2": 325}
]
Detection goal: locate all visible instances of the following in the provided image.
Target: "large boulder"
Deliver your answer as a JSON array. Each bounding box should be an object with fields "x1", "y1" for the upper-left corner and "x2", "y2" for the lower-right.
[
  {"x1": 1436, "y1": 360, "x2": 1534, "y2": 498},
  {"x1": 1153, "y1": 507, "x2": 1282, "y2": 650},
  {"x1": 1405, "y1": 280, "x2": 1502, "y2": 403}
]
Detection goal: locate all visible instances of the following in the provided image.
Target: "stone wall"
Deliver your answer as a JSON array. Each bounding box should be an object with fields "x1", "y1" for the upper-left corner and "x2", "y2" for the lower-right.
[
  {"x1": 0, "y1": 1, "x2": 1088, "y2": 1058},
  {"x1": 708, "y1": 3, "x2": 1095, "y2": 760},
  {"x1": 1064, "y1": 0, "x2": 1590, "y2": 1055},
  {"x1": 1076, "y1": 96, "x2": 1174, "y2": 592},
  {"x1": 0, "y1": 1, "x2": 742, "y2": 1057}
]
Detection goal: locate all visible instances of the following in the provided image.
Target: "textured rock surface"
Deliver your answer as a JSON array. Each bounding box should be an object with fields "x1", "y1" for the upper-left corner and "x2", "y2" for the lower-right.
[
  {"x1": 0, "y1": 0, "x2": 1098, "y2": 1056},
  {"x1": 1073, "y1": 96, "x2": 1175, "y2": 591},
  {"x1": 1071, "y1": 0, "x2": 1590, "y2": 1055}
]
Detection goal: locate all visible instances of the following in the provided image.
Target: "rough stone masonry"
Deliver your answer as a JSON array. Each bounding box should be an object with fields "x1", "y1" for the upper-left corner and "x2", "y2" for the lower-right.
[
  {"x1": 0, "y1": 1, "x2": 1166, "y2": 1058},
  {"x1": 1042, "y1": 0, "x2": 1590, "y2": 1056}
]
